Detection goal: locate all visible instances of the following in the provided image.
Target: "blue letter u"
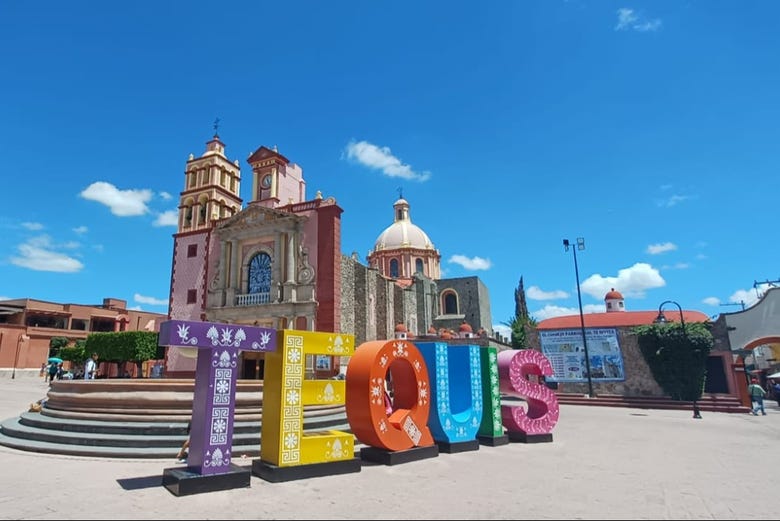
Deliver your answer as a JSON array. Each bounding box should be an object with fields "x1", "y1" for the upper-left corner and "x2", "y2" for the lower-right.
[{"x1": 416, "y1": 342, "x2": 482, "y2": 443}]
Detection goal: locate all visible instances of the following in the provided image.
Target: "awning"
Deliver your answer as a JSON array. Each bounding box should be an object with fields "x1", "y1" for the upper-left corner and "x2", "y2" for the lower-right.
[{"x1": 767, "y1": 371, "x2": 780, "y2": 379}]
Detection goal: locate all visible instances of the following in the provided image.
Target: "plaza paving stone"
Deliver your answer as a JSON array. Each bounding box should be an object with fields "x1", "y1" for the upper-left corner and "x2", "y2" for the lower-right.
[{"x1": 0, "y1": 374, "x2": 777, "y2": 520}]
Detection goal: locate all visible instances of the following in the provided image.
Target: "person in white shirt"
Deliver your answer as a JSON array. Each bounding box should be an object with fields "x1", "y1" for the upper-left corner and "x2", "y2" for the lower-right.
[{"x1": 84, "y1": 353, "x2": 98, "y2": 380}]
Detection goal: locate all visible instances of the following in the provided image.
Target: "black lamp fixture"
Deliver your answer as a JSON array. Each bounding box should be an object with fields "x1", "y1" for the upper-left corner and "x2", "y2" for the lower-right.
[
  {"x1": 654, "y1": 300, "x2": 700, "y2": 419},
  {"x1": 563, "y1": 237, "x2": 594, "y2": 398},
  {"x1": 654, "y1": 300, "x2": 685, "y2": 329}
]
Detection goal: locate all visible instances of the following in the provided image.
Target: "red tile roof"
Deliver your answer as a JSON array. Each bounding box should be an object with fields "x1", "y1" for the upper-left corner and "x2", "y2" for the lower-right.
[{"x1": 536, "y1": 310, "x2": 710, "y2": 330}]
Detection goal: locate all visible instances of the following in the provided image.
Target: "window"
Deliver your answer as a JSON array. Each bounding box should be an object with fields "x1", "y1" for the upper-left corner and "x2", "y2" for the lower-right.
[
  {"x1": 185, "y1": 206, "x2": 193, "y2": 226},
  {"x1": 390, "y1": 259, "x2": 399, "y2": 278},
  {"x1": 71, "y1": 319, "x2": 88, "y2": 331},
  {"x1": 199, "y1": 203, "x2": 207, "y2": 223},
  {"x1": 443, "y1": 292, "x2": 458, "y2": 314},
  {"x1": 415, "y1": 259, "x2": 424, "y2": 274},
  {"x1": 248, "y1": 253, "x2": 272, "y2": 296},
  {"x1": 187, "y1": 244, "x2": 197, "y2": 257},
  {"x1": 90, "y1": 319, "x2": 114, "y2": 332},
  {"x1": 607, "y1": 302, "x2": 613, "y2": 310},
  {"x1": 25, "y1": 314, "x2": 67, "y2": 329},
  {"x1": 187, "y1": 289, "x2": 197, "y2": 304}
]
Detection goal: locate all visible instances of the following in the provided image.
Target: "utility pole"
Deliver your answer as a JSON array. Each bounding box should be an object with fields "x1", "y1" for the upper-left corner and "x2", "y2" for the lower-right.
[
  {"x1": 720, "y1": 301, "x2": 746, "y2": 311},
  {"x1": 753, "y1": 278, "x2": 780, "y2": 299}
]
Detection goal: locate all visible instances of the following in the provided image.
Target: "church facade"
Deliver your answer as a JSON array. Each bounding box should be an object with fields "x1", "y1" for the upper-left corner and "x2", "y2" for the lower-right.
[{"x1": 165, "y1": 133, "x2": 498, "y2": 378}]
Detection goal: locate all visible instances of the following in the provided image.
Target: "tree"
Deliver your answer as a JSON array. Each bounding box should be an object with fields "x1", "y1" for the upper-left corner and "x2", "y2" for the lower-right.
[
  {"x1": 85, "y1": 331, "x2": 161, "y2": 378},
  {"x1": 634, "y1": 322, "x2": 713, "y2": 402},
  {"x1": 503, "y1": 277, "x2": 538, "y2": 349},
  {"x1": 49, "y1": 336, "x2": 69, "y2": 358}
]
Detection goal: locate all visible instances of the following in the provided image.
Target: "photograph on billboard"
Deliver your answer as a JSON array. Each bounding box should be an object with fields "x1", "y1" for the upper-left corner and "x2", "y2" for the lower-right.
[{"x1": 540, "y1": 328, "x2": 625, "y2": 382}]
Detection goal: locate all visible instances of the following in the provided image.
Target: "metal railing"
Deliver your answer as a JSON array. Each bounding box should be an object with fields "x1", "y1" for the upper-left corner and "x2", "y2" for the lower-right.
[{"x1": 235, "y1": 292, "x2": 271, "y2": 306}]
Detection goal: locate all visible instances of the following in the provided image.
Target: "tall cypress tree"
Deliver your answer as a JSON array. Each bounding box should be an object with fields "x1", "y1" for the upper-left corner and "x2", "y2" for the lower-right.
[{"x1": 504, "y1": 276, "x2": 537, "y2": 348}]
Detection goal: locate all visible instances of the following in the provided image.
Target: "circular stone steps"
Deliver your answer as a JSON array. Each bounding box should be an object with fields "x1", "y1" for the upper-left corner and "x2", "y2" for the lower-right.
[{"x1": 0, "y1": 378, "x2": 352, "y2": 459}]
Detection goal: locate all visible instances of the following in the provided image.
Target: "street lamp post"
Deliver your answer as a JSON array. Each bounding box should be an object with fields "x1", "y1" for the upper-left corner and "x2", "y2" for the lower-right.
[
  {"x1": 12, "y1": 334, "x2": 30, "y2": 380},
  {"x1": 563, "y1": 237, "x2": 594, "y2": 398},
  {"x1": 654, "y1": 301, "x2": 702, "y2": 419}
]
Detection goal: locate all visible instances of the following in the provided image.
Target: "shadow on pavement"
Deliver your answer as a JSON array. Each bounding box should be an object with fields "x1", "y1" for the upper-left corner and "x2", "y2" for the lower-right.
[{"x1": 117, "y1": 475, "x2": 163, "y2": 490}]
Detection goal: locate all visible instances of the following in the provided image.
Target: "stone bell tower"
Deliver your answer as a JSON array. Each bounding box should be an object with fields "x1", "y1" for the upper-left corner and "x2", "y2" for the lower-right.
[{"x1": 169, "y1": 126, "x2": 243, "y2": 322}]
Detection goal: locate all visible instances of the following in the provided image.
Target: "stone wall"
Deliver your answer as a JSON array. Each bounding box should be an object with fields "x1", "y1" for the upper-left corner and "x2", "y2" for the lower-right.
[{"x1": 555, "y1": 328, "x2": 665, "y2": 397}]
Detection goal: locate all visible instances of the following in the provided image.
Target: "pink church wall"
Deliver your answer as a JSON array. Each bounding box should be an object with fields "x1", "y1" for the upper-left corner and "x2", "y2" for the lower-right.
[{"x1": 167, "y1": 231, "x2": 210, "y2": 375}]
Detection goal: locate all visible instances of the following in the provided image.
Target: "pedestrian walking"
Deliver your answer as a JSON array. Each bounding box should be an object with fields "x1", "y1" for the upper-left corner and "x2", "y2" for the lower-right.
[
  {"x1": 748, "y1": 377, "x2": 767, "y2": 416},
  {"x1": 84, "y1": 352, "x2": 99, "y2": 380},
  {"x1": 47, "y1": 362, "x2": 59, "y2": 385}
]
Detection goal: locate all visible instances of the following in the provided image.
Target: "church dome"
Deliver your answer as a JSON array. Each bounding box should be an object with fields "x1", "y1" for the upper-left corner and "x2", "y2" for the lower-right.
[
  {"x1": 373, "y1": 198, "x2": 435, "y2": 251},
  {"x1": 605, "y1": 288, "x2": 624, "y2": 300}
]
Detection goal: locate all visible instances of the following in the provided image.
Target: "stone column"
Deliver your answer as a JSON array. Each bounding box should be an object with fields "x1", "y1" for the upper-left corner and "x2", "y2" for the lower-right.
[
  {"x1": 226, "y1": 240, "x2": 239, "y2": 304},
  {"x1": 286, "y1": 232, "x2": 296, "y2": 283}
]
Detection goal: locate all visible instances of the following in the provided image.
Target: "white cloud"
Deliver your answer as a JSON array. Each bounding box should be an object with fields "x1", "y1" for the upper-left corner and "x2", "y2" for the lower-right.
[
  {"x1": 80, "y1": 181, "x2": 153, "y2": 216},
  {"x1": 646, "y1": 242, "x2": 677, "y2": 255},
  {"x1": 134, "y1": 293, "x2": 168, "y2": 306},
  {"x1": 702, "y1": 297, "x2": 720, "y2": 306},
  {"x1": 61, "y1": 241, "x2": 80, "y2": 249},
  {"x1": 695, "y1": 253, "x2": 708, "y2": 260},
  {"x1": 580, "y1": 262, "x2": 665, "y2": 299},
  {"x1": 527, "y1": 286, "x2": 569, "y2": 300},
  {"x1": 10, "y1": 235, "x2": 84, "y2": 273},
  {"x1": 447, "y1": 255, "x2": 491, "y2": 271},
  {"x1": 128, "y1": 305, "x2": 143, "y2": 311},
  {"x1": 344, "y1": 140, "x2": 431, "y2": 182},
  {"x1": 532, "y1": 303, "x2": 604, "y2": 321},
  {"x1": 153, "y1": 210, "x2": 179, "y2": 227},
  {"x1": 729, "y1": 284, "x2": 776, "y2": 308},
  {"x1": 660, "y1": 262, "x2": 690, "y2": 270},
  {"x1": 72, "y1": 226, "x2": 88, "y2": 234},
  {"x1": 21, "y1": 222, "x2": 44, "y2": 231},
  {"x1": 159, "y1": 191, "x2": 172, "y2": 200},
  {"x1": 615, "y1": 8, "x2": 661, "y2": 32},
  {"x1": 657, "y1": 194, "x2": 691, "y2": 207}
]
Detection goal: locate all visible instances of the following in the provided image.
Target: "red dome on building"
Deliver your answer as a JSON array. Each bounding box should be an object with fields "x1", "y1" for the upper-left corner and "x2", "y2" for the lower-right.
[{"x1": 605, "y1": 288, "x2": 623, "y2": 300}]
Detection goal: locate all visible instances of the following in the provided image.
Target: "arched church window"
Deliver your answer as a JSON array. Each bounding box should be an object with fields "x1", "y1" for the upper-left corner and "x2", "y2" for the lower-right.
[
  {"x1": 184, "y1": 206, "x2": 192, "y2": 226},
  {"x1": 248, "y1": 253, "x2": 272, "y2": 296},
  {"x1": 443, "y1": 292, "x2": 458, "y2": 315},
  {"x1": 390, "y1": 259, "x2": 399, "y2": 278},
  {"x1": 199, "y1": 203, "x2": 207, "y2": 223},
  {"x1": 415, "y1": 259, "x2": 424, "y2": 274}
]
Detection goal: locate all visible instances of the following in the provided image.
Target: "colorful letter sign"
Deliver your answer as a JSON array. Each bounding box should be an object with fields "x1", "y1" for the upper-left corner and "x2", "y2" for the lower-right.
[
  {"x1": 498, "y1": 349, "x2": 560, "y2": 437},
  {"x1": 260, "y1": 330, "x2": 356, "y2": 467},
  {"x1": 477, "y1": 346, "x2": 506, "y2": 443},
  {"x1": 416, "y1": 342, "x2": 482, "y2": 446},
  {"x1": 158, "y1": 320, "x2": 276, "y2": 476},
  {"x1": 345, "y1": 339, "x2": 435, "y2": 451}
]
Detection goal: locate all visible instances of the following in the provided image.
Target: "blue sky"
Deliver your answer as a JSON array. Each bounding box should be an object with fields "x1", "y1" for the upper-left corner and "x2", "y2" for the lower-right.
[{"x1": 2, "y1": 1, "x2": 779, "y2": 338}]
